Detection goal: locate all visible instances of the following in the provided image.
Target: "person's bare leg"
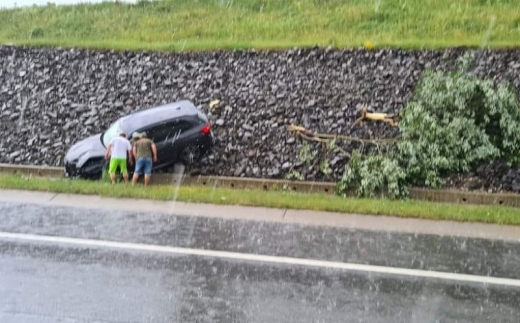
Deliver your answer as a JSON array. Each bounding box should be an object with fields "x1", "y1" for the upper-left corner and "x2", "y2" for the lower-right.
[
  {"x1": 110, "y1": 173, "x2": 116, "y2": 184},
  {"x1": 132, "y1": 174, "x2": 139, "y2": 186},
  {"x1": 122, "y1": 173, "x2": 129, "y2": 184},
  {"x1": 144, "y1": 175, "x2": 151, "y2": 186}
]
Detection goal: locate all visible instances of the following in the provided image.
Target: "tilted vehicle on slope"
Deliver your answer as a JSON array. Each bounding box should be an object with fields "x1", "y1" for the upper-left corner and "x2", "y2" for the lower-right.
[{"x1": 64, "y1": 100, "x2": 214, "y2": 179}]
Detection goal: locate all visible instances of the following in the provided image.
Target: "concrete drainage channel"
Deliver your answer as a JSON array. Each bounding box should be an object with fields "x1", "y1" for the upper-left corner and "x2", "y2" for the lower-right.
[{"x1": 1, "y1": 163, "x2": 519, "y2": 209}]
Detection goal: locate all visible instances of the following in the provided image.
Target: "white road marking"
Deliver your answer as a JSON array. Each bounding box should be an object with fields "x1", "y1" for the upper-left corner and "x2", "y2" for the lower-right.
[{"x1": 1, "y1": 231, "x2": 520, "y2": 288}]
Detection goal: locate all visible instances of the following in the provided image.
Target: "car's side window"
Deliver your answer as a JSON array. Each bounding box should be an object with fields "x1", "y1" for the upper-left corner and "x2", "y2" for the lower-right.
[
  {"x1": 144, "y1": 120, "x2": 193, "y2": 143},
  {"x1": 146, "y1": 122, "x2": 176, "y2": 143},
  {"x1": 172, "y1": 120, "x2": 193, "y2": 134}
]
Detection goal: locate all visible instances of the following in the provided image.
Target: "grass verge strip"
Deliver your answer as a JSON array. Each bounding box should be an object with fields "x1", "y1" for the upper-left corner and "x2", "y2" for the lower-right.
[
  {"x1": 1, "y1": 0, "x2": 520, "y2": 51},
  {"x1": 1, "y1": 174, "x2": 520, "y2": 226}
]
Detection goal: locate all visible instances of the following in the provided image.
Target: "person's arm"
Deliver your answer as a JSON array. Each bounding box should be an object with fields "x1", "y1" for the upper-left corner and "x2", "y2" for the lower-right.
[
  {"x1": 105, "y1": 143, "x2": 112, "y2": 160},
  {"x1": 127, "y1": 150, "x2": 133, "y2": 165},
  {"x1": 127, "y1": 142, "x2": 133, "y2": 165},
  {"x1": 151, "y1": 142, "x2": 157, "y2": 162},
  {"x1": 132, "y1": 144, "x2": 137, "y2": 161}
]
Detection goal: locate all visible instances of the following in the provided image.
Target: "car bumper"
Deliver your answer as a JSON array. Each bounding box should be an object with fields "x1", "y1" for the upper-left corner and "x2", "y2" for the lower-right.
[
  {"x1": 204, "y1": 131, "x2": 216, "y2": 147},
  {"x1": 64, "y1": 159, "x2": 105, "y2": 179},
  {"x1": 64, "y1": 161, "x2": 80, "y2": 178}
]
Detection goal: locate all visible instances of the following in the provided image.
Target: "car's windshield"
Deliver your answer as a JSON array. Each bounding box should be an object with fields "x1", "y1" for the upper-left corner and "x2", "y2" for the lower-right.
[{"x1": 101, "y1": 121, "x2": 124, "y2": 147}]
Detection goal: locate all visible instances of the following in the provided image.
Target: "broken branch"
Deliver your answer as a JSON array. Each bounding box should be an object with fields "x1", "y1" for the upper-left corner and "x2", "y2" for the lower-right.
[
  {"x1": 287, "y1": 124, "x2": 399, "y2": 145},
  {"x1": 352, "y1": 105, "x2": 399, "y2": 128}
]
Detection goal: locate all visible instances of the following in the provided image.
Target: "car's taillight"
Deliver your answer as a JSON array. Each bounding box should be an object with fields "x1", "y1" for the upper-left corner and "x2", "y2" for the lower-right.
[{"x1": 200, "y1": 124, "x2": 211, "y2": 135}]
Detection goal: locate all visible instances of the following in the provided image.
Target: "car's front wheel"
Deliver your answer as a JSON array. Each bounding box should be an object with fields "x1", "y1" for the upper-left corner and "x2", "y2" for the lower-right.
[{"x1": 100, "y1": 159, "x2": 110, "y2": 181}]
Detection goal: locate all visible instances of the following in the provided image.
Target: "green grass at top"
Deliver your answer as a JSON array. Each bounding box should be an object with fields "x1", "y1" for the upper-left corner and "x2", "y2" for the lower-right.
[
  {"x1": 1, "y1": 174, "x2": 520, "y2": 225},
  {"x1": 1, "y1": 0, "x2": 520, "y2": 51}
]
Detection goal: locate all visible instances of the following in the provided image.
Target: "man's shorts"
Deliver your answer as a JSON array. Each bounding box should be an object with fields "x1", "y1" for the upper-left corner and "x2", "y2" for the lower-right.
[
  {"x1": 109, "y1": 158, "x2": 128, "y2": 174},
  {"x1": 135, "y1": 157, "x2": 153, "y2": 176}
]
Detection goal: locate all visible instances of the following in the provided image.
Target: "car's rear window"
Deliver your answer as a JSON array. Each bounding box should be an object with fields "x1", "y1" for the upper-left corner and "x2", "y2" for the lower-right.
[{"x1": 197, "y1": 111, "x2": 208, "y2": 123}]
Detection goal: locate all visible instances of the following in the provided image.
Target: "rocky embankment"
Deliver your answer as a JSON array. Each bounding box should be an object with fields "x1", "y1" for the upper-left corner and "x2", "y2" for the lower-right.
[{"x1": 1, "y1": 45, "x2": 520, "y2": 191}]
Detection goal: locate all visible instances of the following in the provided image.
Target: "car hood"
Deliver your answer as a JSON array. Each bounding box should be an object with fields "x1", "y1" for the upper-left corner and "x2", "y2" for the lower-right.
[{"x1": 65, "y1": 133, "x2": 106, "y2": 167}]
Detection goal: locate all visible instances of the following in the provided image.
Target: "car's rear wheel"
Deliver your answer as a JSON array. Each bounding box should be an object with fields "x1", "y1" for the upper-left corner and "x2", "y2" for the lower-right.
[{"x1": 180, "y1": 144, "x2": 202, "y2": 166}]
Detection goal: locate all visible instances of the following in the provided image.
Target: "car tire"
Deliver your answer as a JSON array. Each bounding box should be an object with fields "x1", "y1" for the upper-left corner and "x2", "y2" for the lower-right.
[
  {"x1": 180, "y1": 144, "x2": 202, "y2": 166},
  {"x1": 100, "y1": 159, "x2": 110, "y2": 181}
]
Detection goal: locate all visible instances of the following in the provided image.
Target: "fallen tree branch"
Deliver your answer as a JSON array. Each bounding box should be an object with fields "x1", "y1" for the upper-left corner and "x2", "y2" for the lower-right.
[
  {"x1": 352, "y1": 105, "x2": 400, "y2": 128},
  {"x1": 287, "y1": 124, "x2": 399, "y2": 145}
]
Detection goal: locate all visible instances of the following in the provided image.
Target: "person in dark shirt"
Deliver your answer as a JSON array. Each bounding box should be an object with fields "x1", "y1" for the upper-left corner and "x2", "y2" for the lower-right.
[{"x1": 131, "y1": 132, "x2": 157, "y2": 187}]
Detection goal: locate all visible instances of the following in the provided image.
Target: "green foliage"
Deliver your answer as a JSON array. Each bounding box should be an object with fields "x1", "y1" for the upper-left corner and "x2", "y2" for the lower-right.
[
  {"x1": 326, "y1": 138, "x2": 338, "y2": 153},
  {"x1": 285, "y1": 169, "x2": 304, "y2": 181},
  {"x1": 319, "y1": 160, "x2": 332, "y2": 176},
  {"x1": 298, "y1": 142, "x2": 317, "y2": 166},
  {"x1": 337, "y1": 53, "x2": 520, "y2": 199},
  {"x1": 336, "y1": 150, "x2": 362, "y2": 196},
  {"x1": 30, "y1": 27, "x2": 44, "y2": 39},
  {"x1": 336, "y1": 150, "x2": 408, "y2": 199},
  {"x1": 286, "y1": 139, "x2": 346, "y2": 180},
  {"x1": 397, "y1": 53, "x2": 520, "y2": 187},
  {"x1": 285, "y1": 142, "x2": 316, "y2": 181},
  {"x1": 2, "y1": 0, "x2": 520, "y2": 51}
]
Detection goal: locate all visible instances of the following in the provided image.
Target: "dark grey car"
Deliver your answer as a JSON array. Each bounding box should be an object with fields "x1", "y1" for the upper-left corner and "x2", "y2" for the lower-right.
[{"x1": 64, "y1": 100, "x2": 214, "y2": 179}]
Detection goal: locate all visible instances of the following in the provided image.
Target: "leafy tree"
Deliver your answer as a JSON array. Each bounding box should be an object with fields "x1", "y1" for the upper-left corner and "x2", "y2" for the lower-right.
[{"x1": 337, "y1": 53, "x2": 520, "y2": 198}]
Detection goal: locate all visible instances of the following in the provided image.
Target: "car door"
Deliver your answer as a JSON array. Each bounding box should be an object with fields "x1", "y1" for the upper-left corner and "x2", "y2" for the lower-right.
[
  {"x1": 144, "y1": 120, "x2": 191, "y2": 165},
  {"x1": 138, "y1": 121, "x2": 174, "y2": 168},
  {"x1": 167, "y1": 118, "x2": 196, "y2": 156}
]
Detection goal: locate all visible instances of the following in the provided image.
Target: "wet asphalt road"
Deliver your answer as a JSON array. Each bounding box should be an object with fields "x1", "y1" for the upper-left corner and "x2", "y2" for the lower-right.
[{"x1": 1, "y1": 201, "x2": 520, "y2": 322}]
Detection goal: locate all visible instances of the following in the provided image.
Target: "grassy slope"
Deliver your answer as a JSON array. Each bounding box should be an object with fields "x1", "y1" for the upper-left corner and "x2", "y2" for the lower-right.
[
  {"x1": 0, "y1": 0, "x2": 519, "y2": 51},
  {"x1": 1, "y1": 174, "x2": 520, "y2": 225}
]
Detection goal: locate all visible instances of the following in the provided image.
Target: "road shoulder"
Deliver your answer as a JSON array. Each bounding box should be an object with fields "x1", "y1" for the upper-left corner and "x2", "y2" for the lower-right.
[{"x1": 1, "y1": 188, "x2": 519, "y2": 242}]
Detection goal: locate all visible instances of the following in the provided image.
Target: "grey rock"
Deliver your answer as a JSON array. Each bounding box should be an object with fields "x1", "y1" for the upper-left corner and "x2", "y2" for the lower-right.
[
  {"x1": 242, "y1": 124, "x2": 255, "y2": 132},
  {"x1": 63, "y1": 121, "x2": 73, "y2": 130},
  {"x1": 242, "y1": 131, "x2": 253, "y2": 142},
  {"x1": 234, "y1": 164, "x2": 245, "y2": 177},
  {"x1": 28, "y1": 136, "x2": 37, "y2": 146}
]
